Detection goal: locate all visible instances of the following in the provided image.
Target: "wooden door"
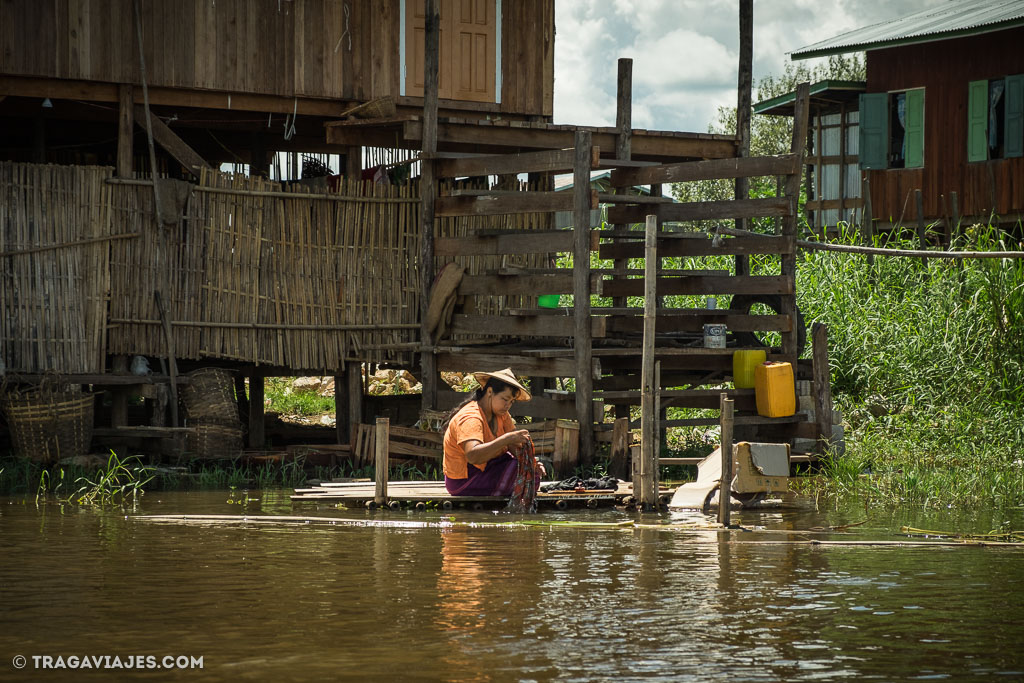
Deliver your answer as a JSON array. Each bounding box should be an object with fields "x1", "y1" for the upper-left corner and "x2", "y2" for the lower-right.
[{"x1": 405, "y1": 0, "x2": 496, "y2": 102}]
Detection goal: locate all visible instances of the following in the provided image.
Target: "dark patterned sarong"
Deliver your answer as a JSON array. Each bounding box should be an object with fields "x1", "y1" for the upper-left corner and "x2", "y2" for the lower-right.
[
  {"x1": 504, "y1": 439, "x2": 539, "y2": 514},
  {"x1": 444, "y1": 453, "x2": 518, "y2": 496}
]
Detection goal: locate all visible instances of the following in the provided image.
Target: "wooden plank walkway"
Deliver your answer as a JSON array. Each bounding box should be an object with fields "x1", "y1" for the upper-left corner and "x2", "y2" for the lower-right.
[{"x1": 290, "y1": 480, "x2": 665, "y2": 507}]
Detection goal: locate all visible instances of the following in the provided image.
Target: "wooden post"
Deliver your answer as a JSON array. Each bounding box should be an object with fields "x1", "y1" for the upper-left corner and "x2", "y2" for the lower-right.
[
  {"x1": 234, "y1": 374, "x2": 249, "y2": 424},
  {"x1": 608, "y1": 416, "x2": 630, "y2": 480},
  {"x1": 781, "y1": 83, "x2": 810, "y2": 363},
  {"x1": 735, "y1": 0, "x2": 753, "y2": 276},
  {"x1": 347, "y1": 361, "x2": 363, "y2": 446},
  {"x1": 639, "y1": 214, "x2": 658, "y2": 510},
  {"x1": 248, "y1": 370, "x2": 265, "y2": 450},
  {"x1": 420, "y1": 0, "x2": 440, "y2": 412},
  {"x1": 612, "y1": 59, "x2": 632, "y2": 307},
  {"x1": 334, "y1": 373, "x2": 346, "y2": 445},
  {"x1": 250, "y1": 133, "x2": 268, "y2": 178},
  {"x1": 375, "y1": 417, "x2": 389, "y2": 505},
  {"x1": 117, "y1": 84, "x2": 134, "y2": 177},
  {"x1": 111, "y1": 355, "x2": 129, "y2": 428},
  {"x1": 344, "y1": 146, "x2": 362, "y2": 181},
  {"x1": 573, "y1": 130, "x2": 595, "y2": 466},
  {"x1": 812, "y1": 323, "x2": 833, "y2": 455},
  {"x1": 718, "y1": 393, "x2": 734, "y2": 526},
  {"x1": 862, "y1": 175, "x2": 875, "y2": 267},
  {"x1": 838, "y1": 103, "x2": 847, "y2": 225},
  {"x1": 31, "y1": 117, "x2": 46, "y2": 163},
  {"x1": 153, "y1": 290, "x2": 178, "y2": 428},
  {"x1": 951, "y1": 191, "x2": 963, "y2": 283},
  {"x1": 915, "y1": 189, "x2": 928, "y2": 269}
]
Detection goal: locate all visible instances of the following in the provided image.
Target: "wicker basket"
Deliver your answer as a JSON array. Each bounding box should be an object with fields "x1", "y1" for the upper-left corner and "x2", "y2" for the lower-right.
[
  {"x1": 181, "y1": 368, "x2": 240, "y2": 425},
  {"x1": 187, "y1": 420, "x2": 244, "y2": 460},
  {"x1": 1, "y1": 390, "x2": 94, "y2": 464}
]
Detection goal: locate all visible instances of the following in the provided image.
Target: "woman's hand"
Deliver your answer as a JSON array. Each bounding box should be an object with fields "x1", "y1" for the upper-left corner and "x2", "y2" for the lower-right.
[{"x1": 501, "y1": 429, "x2": 531, "y2": 449}]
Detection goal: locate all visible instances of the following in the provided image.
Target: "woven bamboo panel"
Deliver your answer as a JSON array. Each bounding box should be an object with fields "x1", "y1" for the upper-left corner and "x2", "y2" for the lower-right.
[
  {"x1": 106, "y1": 181, "x2": 204, "y2": 360},
  {"x1": 0, "y1": 162, "x2": 114, "y2": 374},
  {"x1": 4, "y1": 162, "x2": 555, "y2": 375}
]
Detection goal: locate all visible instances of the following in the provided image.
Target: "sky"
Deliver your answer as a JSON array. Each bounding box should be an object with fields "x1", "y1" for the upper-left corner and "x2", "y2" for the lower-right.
[{"x1": 552, "y1": 0, "x2": 951, "y2": 133}]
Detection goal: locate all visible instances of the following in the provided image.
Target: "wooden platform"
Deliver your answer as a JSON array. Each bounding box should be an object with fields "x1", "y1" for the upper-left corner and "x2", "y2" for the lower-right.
[{"x1": 291, "y1": 479, "x2": 665, "y2": 508}]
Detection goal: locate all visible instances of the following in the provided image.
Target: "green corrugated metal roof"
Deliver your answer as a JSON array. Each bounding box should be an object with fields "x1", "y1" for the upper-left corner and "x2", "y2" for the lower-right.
[
  {"x1": 753, "y1": 80, "x2": 866, "y2": 116},
  {"x1": 792, "y1": 0, "x2": 1024, "y2": 60}
]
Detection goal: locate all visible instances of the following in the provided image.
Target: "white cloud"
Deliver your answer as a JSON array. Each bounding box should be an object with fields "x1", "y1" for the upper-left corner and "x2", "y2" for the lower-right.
[{"x1": 553, "y1": 0, "x2": 950, "y2": 133}]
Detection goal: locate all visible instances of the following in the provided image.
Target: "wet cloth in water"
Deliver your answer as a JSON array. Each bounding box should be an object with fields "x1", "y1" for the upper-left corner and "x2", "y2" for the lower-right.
[
  {"x1": 504, "y1": 439, "x2": 539, "y2": 514},
  {"x1": 540, "y1": 476, "x2": 620, "y2": 493}
]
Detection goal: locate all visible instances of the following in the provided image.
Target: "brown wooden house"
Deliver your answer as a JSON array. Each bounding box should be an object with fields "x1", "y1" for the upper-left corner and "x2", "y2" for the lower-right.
[
  {"x1": 0, "y1": 0, "x2": 554, "y2": 171},
  {"x1": 768, "y1": 1, "x2": 1024, "y2": 235}
]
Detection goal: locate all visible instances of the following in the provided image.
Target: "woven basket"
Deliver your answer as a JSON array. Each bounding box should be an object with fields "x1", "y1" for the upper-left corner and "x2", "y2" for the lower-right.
[
  {"x1": 1, "y1": 390, "x2": 94, "y2": 464},
  {"x1": 181, "y1": 368, "x2": 240, "y2": 425},
  {"x1": 187, "y1": 420, "x2": 244, "y2": 460}
]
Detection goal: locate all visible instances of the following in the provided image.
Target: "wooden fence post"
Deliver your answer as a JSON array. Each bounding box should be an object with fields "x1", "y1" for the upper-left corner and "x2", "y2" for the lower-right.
[
  {"x1": 639, "y1": 214, "x2": 658, "y2": 509},
  {"x1": 573, "y1": 130, "x2": 595, "y2": 466},
  {"x1": 608, "y1": 416, "x2": 630, "y2": 480},
  {"x1": 718, "y1": 393, "x2": 734, "y2": 527},
  {"x1": 812, "y1": 322, "x2": 833, "y2": 455},
  {"x1": 375, "y1": 417, "x2": 389, "y2": 505}
]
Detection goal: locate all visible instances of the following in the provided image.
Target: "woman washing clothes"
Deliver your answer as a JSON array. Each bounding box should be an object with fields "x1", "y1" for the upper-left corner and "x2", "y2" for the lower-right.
[{"x1": 442, "y1": 368, "x2": 546, "y2": 497}]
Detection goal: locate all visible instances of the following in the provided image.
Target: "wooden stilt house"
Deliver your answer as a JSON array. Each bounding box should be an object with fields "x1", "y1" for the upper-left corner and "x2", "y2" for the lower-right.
[{"x1": 1, "y1": 1, "x2": 831, "y2": 473}]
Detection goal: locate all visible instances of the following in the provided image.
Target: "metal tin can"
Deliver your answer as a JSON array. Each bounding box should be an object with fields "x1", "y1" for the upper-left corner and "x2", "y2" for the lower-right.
[{"x1": 703, "y1": 323, "x2": 727, "y2": 348}]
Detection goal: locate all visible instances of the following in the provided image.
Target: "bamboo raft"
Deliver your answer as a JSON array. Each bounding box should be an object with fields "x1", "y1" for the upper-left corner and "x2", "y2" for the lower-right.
[{"x1": 290, "y1": 479, "x2": 668, "y2": 510}]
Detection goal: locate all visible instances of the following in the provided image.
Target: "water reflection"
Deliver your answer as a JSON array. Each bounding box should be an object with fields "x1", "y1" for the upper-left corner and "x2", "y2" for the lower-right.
[{"x1": 0, "y1": 492, "x2": 1022, "y2": 681}]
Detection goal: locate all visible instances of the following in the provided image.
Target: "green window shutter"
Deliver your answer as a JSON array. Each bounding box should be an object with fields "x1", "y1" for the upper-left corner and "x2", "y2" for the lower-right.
[
  {"x1": 904, "y1": 88, "x2": 925, "y2": 168},
  {"x1": 859, "y1": 93, "x2": 888, "y2": 169},
  {"x1": 1005, "y1": 74, "x2": 1024, "y2": 158},
  {"x1": 967, "y1": 79, "x2": 989, "y2": 162}
]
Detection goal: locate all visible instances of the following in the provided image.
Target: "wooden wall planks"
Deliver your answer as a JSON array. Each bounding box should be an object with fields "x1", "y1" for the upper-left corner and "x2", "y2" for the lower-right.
[
  {"x1": 0, "y1": 0, "x2": 553, "y2": 117},
  {"x1": 865, "y1": 26, "x2": 1024, "y2": 222}
]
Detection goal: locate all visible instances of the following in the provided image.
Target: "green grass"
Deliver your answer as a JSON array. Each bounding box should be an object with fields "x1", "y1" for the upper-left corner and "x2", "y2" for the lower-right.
[
  {"x1": 795, "y1": 223, "x2": 1024, "y2": 508},
  {"x1": 264, "y1": 378, "x2": 336, "y2": 416}
]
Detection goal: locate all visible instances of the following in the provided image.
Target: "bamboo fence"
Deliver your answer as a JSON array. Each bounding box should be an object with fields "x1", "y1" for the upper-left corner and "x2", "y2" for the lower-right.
[
  {"x1": 1, "y1": 162, "x2": 556, "y2": 375},
  {"x1": 0, "y1": 162, "x2": 115, "y2": 374}
]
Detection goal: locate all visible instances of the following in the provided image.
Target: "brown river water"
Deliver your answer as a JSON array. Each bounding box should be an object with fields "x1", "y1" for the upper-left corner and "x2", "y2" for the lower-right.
[{"x1": 1, "y1": 490, "x2": 1023, "y2": 682}]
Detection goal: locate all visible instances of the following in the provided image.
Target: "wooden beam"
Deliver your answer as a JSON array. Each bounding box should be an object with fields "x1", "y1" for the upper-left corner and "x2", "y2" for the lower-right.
[
  {"x1": 117, "y1": 84, "x2": 134, "y2": 177},
  {"x1": 458, "y1": 273, "x2": 601, "y2": 297},
  {"x1": 600, "y1": 235, "x2": 793, "y2": 259},
  {"x1": 436, "y1": 351, "x2": 589, "y2": 379},
  {"x1": 0, "y1": 74, "x2": 360, "y2": 117},
  {"x1": 435, "y1": 230, "x2": 575, "y2": 257},
  {"x1": 607, "y1": 197, "x2": 792, "y2": 224},
  {"x1": 449, "y1": 314, "x2": 606, "y2": 338},
  {"x1": 134, "y1": 104, "x2": 211, "y2": 174},
  {"x1": 574, "y1": 130, "x2": 596, "y2": 465},
  {"x1": 601, "y1": 275, "x2": 793, "y2": 298},
  {"x1": 610, "y1": 154, "x2": 798, "y2": 187},
  {"x1": 606, "y1": 312, "x2": 791, "y2": 334},
  {"x1": 435, "y1": 190, "x2": 595, "y2": 217},
  {"x1": 402, "y1": 119, "x2": 738, "y2": 161},
  {"x1": 433, "y1": 147, "x2": 599, "y2": 178}
]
